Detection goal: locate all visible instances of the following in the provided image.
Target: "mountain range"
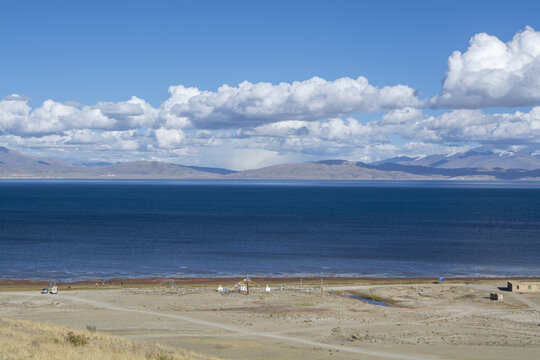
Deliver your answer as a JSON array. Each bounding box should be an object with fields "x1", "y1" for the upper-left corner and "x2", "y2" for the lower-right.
[{"x1": 1, "y1": 146, "x2": 540, "y2": 180}]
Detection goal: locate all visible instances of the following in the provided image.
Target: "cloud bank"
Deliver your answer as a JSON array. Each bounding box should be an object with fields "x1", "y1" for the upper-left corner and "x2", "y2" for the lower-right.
[
  {"x1": 169, "y1": 76, "x2": 422, "y2": 129},
  {"x1": 1, "y1": 27, "x2": 540, "y2": 169}
]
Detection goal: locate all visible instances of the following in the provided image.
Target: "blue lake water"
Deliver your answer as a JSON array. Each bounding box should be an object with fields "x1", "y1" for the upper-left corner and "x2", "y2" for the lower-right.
[{"x1": 0, "y1": 180, "x2": 539, "y2": 281}]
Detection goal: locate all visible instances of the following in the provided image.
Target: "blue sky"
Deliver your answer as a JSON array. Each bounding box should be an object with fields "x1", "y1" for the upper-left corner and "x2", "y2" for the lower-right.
[
  {"x1": 1, "y1": 0, "x2": 540, "y2": 169},
  {"x1": 2, "y1": 0, "x2": 538, "y2": 106}
]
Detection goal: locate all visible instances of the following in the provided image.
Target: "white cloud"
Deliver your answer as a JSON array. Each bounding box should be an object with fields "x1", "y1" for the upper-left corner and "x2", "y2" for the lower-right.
[
  {"x1": 98, "y1": 101, "x2": 144, "y2": 118},
  {"x1": 380, "y1": 107, "x2": 424, "y2": 125},
  {"x1": 231, "y1": 107, "x2": 540, "y2": 163},
  {"x1": 0, "y1": 75, "x2": 422, "y2": 148},
  {"x1": 414, "y1": 108, "x2": 540, "y2": 143},
  {"x1": 309, "y1": 118, "x2": 372, "y2": 141},
  {"x1": 1, "y1": 129, "x2": 144, "y2": 155},
  {"x1": 0, "y1": 96, "x2": 32, "y2": 132},
  {"x1": 65, "y1": 129, "x2": 143, "y2": 150},
  {"x1": 159, "y1": 85, "x2": 197, "y2": 129},
  {"x1": 0, "y1": 96, "x2": 158, "y2": 135},
  {"x1": 2, "y1": 94, "x2": 30, "y2": 101},
  {"x1": 63, "y1": 100, "x2": 83, "y2": 107},
  {"x1": 241, "y1": 118, "x2": 373, "y2": 141},
  {"x1": 434, "y1": 26, "x2": 540, "y2": 108},
  {"x1": 154, "y1": 127, "x2": 185, "y2": 149},
  {"x1": 195, "y1": 147, "x2": 300, "y2": 170},
  {"x1": 95, "y1": 96, "x2": 158, "y2": 129},
  {"x1": 169, "y1": 76, "x2": 422, "y2": 129}
]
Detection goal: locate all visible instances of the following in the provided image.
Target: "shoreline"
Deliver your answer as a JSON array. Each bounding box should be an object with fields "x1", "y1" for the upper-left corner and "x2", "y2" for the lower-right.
[{"x1": 2, "y1": 275, "x2": 539, "y2": 291}]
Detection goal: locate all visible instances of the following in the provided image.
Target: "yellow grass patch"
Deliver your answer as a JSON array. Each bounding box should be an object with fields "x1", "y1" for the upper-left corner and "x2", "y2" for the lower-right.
[{"x1": 0, "y1": 317, "x2": 217, "y2": 360}]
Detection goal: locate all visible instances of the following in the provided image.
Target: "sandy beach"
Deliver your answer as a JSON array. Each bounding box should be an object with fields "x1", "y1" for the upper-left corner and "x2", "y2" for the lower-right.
[{"x1": 1, "y1": 277, "x2": 539, "y2": 359}]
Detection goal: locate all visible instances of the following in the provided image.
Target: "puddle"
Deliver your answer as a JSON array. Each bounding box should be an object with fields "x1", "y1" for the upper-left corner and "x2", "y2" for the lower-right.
[{"x1": 344, "y1": 294, "x2": 389, "y2": 306}]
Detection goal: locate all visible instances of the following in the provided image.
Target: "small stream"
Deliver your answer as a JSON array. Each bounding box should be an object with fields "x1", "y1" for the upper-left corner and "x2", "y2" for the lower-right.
[{"x1": 344, "y1": 294, "x2": 389, "y2": 306}]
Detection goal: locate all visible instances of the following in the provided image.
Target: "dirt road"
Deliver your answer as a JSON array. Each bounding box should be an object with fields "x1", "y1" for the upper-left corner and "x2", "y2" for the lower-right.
[{"x1": 6, "y1": 291, "x2": 434, "y2": 360}]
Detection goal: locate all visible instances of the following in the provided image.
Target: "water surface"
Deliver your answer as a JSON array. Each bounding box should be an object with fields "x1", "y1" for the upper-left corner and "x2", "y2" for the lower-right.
[{"x1": 1, "y1": 180, "x2": 539, "y2": 280}]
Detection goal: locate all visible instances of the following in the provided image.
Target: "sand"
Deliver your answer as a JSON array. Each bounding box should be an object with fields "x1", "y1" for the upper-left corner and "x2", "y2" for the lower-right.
[{"x1": 1, "y1": 278, "x2": 539, "y2": 360}]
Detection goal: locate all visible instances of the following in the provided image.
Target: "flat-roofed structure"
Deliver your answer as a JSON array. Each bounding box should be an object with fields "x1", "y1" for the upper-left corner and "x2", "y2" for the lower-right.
[{"x1": 507, "y1": 281, "x2": 540, "y2": 293}]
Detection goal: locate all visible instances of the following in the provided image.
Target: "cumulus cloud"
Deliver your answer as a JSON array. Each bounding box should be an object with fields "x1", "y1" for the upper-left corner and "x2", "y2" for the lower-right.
[
  {"x1": 64, "y1": 129, "x2": 143, "y2": 151},
  {"x1": 169, "y1": 76, "x2": 422, "y2": 129},
  {"x1": 1, "y1": 129, "x2": 144, "y2": 155},
  {"x1": 96, "y1": 96, "x2": 158, "y2": 129},
  {"x1": 431, "y1": 108, "x2": 540, "y2": 143},
  {"x1": 377, "y1": 107, "x2": 540, "y2": 145},
  {"x1": 0, "y1": 96, "x2": 158, "y2": 135},
  {"x1": 380, "y1": 107, "x2": 424, "y2": 125},
  {"x1": 98, "y1": 101, "x2": 144, "y2": 119},
  {"x1": 233, "y1": 106, "x2": 540, "y2": 162},
  {"x1": 0, "y1": 98, "x2": 111, "y2": 135},
  {"x1": 434, "y1": 26, "x2": 540, "y2": 108},
  {"x1": 154, "y1": 127, "x2": 185, "y2": 149},
  {"x1": 257, "y1": 118, "x2": 373, "y2": 141},
  {"x1": 0, "y1": 75, "x2": 423, "y2": 136}
]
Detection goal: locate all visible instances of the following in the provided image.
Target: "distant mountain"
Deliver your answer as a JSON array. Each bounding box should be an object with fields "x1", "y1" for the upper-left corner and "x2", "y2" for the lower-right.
[
  {"x1": 370, "y1": 156, "x2": 417, "y2": 165},
  {"x1": 359, "y1": 161, "x2": 540, "y2": 180},
  {"x1": 185, "y1": 165, "x2": 237, "y2": 175},
  {"x1": 78, "y1": 161, "x2": 115, "y2": 167},
  {"x1": 0, "y1": 146, "x2": 71, "y2": 168},
  {"x1": 1, "y1": 147, "x2": 539, "y2": 180},
  {"x1": 0, "y1": 146, "x2": 75, "y2": 177},
  {"x1": 0, "y1": 147, "x2": 233, "y2": 179},
  {"x1": 374, "y1": 150, "x2": 540, "y2": 170},
  {"x1": 228, "y1": 160, "x2": 441, "y2": 180},
  {"x1": 230, "y1": 159, "x2": 540, "y2": 180},
  {"x1": 85, "y1": 161, "x2": 238, "y2": 178}
]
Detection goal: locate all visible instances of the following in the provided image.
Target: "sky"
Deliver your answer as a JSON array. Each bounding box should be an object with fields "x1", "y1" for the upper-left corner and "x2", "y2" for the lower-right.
[{"x1": 1, "y1": 0, "x2": 540, "y2": 170}]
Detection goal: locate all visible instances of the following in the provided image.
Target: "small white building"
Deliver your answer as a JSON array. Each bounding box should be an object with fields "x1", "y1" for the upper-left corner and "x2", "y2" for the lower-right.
[{"x1": 508, "y1": 281, "x2": 540, "y2": 293}]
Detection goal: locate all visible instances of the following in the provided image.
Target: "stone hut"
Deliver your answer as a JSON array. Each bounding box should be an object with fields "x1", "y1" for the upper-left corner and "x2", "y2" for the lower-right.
[{"x1": 507, "y1": 281, "x2": 540, "y2": 293}]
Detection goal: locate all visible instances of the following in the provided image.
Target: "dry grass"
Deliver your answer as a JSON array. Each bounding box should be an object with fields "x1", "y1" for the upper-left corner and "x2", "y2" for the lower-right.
[{"x1": 0, "y1": 317, "x2": 217, "y2": 360}]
